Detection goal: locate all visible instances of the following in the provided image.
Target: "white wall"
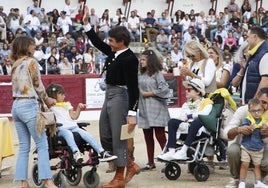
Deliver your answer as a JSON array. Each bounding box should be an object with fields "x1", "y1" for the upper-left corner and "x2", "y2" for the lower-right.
[{"x1": 1, "y1": 0, "x2": 268, "y2": 20}]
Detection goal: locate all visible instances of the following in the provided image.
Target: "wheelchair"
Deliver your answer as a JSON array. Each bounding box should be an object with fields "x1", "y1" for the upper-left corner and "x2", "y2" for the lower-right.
[
  {"x1": 158, "y1": 88, "x2": 236, "y2": 182},
  {"x1": 31, "y1": 122, "x2": 100, "y2": 188}
]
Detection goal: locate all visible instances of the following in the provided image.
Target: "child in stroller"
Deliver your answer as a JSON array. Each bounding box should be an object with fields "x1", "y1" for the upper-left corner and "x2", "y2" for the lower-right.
[{"x1": 46, "y1": 83, "x2": 117, "y2": 163}]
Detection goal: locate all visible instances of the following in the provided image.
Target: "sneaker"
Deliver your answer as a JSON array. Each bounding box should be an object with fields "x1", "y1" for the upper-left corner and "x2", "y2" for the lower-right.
[
  {"x1": 141, "y1": 163, "x2": 156, "y2": 171},
  {"x1": 157, "y1": 151, "x2": 175, "y2": 161},
  {"x1": 99, "y1": 151, "x2": 118, "y2": 162},
  {"x1": 73, "y1": 151, "x2": 83, "y2": 163},
  {"x1": 225, "y1": 178, "x2": 239, "y2": 188},
  {"x1": 238, "y1": 181, "x2": 246, "y2": 188},
  {"x1": 254, "y1": 181, "x2": 268, "y2": 188},
  {"x1": 171, "y1": 150, "x2": 188, "y2": 160}
]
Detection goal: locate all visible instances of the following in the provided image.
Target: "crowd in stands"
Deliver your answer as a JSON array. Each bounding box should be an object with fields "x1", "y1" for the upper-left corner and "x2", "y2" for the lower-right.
[{"x1": 0, "y1": 0, "x2": 268, "y2": 77}]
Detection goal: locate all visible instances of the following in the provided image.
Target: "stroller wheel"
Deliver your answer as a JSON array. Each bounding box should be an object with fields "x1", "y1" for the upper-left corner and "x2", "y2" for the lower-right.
[
  {"x1": 193, "y1": 164, "x2": 210, "y2": 182},
  {"x1": 65, "y1": 167, "x2": 82, "y2": 186},
  {"x1": 32, "y1": 163, "x2": 44, "y2": 188},
  {"x1": 52, "y1": 171, "x2": 66, "y2": 188},
  {"x1": 188, "y1": 161, "x2": 196, "y2": 174},
  {"x1": 164, "y1": 162, "x2": 181, "y2": 180},
  {"x1": 83, "y1": 170, "x2": 100, "y2": 188}
]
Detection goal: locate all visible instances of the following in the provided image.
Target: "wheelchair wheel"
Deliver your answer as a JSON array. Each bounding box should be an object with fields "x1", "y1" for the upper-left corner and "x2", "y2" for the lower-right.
[
  {"x1": 164, "y1": 162, "x2": 181, "y2": 180},
  {"x1": 193, "y1": 164, "x2": 210, "y2": 182},
  {"x1": 52, "y1": 171, "x2": 66, "y2": 188},
  {"x1": 65, "y1": 167, "x2": 82, "y2": 186},
  {"x1": 83, "y1": 170, "x2": 100, "y2": 188},
  {"x1": 188, "y1": 161, "x2": 196, "y2": 174},
  {"x1": 32, "y1": 163, "x2": 44, "y2": 188}
]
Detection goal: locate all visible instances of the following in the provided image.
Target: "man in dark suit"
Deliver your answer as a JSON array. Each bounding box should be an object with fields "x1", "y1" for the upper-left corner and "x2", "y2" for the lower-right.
[{"x1": 83, "y1": 5, "x2": 140, "y2": 188}]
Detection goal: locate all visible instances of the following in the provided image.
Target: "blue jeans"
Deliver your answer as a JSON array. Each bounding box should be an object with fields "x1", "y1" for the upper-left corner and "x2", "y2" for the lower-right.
[
  {"x1": 58, "y1": 127, "x2": 104, "y2": 153},
  {"x1": 11, "y1": 99, "x2": 52, "y2": 181}
]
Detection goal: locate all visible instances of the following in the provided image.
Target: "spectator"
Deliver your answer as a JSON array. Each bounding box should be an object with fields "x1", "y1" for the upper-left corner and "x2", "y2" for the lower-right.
[
  {"x1": 2, "y1": 57, "x2": 12, "y2": 75},
  {"x1": 241, "y1": 0, "x2": 252, "y2": 20},
  {"x1": 223, "y1": 87, "x2": 268, "y2": 188},
  {"x1": 39, "y1": 8, "x2": 50, "y2": 33},
  {"x1": 83, "y1": 45, "x2": 96, "y2": 74},
  {"x1": 261, "y1": 11, "x2": 268, "y2": 33},
  {"x1": 224, "y1": 31, "x2": 237, "y2": 54},
  {"x1": 47, "y1": 55, "x2": 60, "y2": 74},
  {"x1": 0, "y1": 15, "x2": 6, "y2": 42},
  {"x1": 156, "y1": 29, "x2": 171, "y2": 53},
  {"x1": 128, "y1": 10, "x2": 140, "y2": 42},
  {"x1": 63, "y1": 0, "x2": 78, "y2": 18},
  {"x1": 0, "y1": 6, "x2": 7, "y2": 23},
  {"x1": 157, "y1": 11, "x2": 171, "y2": 36},
  {"x1": 248, "y1": 11, "x2": 260, "y2": 29},
  {"x1": 170, "y1": 46, "x2": 183, "y2": 65},
  {"x1": 75, "y1": 36, "x2": 85, "y2": 55},
  {"x1": 27, "y1": 0, "x2": 41, "y2": 17},
  {"x1": 143, "y1": 12, "x2": 158, "y2": 43},
  {"x1": 138, "y1": 50, "x2": 169, "y2": 171},
  {"x1": 23, "y1": 9, "x2": 41, "y2": 37},
  {"x1": 179, "y1": 14, "x2": 191, "y2": 33},
  {"x1": 112, "y1": 8, "x2": 124, "y2": 26},
  {"x1": 181, "y1": 40, "x2": 217, "y2": 95},
  {"x1": 208, "y1": 46, "x2": 231, "y2": 88},
  {"x1": 48, "y1": 9, "x2": 60, "y2": 33},
  {"x1": 227, "y1": 0, "x2": 240, "y2": 16},
  {"x1": 56, "y1": 11, "x2": 72, "y2": 35},
  {"x1": 75, "y1": 58, "x2": 87, "y2": 74},
  {"x1": 237, "y1": 27, "x2": 268, "y2": 105},
  {"x1": 0, "y1": 43, "x2": 11, "y2": 60},
  {"x1": 98, "y1": 10, "x2": 111, "y2": 42},
  {"x1": 89, "y1": 8, "x2": 99, "y2": 30},
  {"x1": 6, "y1": 8, "x2": 25, "y2": 35},
  {"x1": 229, "y1": 11, "x2": 241, "y2": 30},
  {"x1": 58, "y1": 56, "x2": 73, "y2": 74}
]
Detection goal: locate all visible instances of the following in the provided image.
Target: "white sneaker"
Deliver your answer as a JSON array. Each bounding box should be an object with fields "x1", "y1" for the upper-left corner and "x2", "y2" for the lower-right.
[
  {"x1": 238, "y1": 181, "x2": 246, "y2": 188},
  {"x1": 254, "y1": 181, "x2": 268, "y2": 188},
  {"x1": 225, "y1": 178, "x2": 239, "y2": 188},
  {"x1": 171, "y1": 150, "x2": 188, "y2": 160},
  {"x1": 73, "y1": 151, "x2": 83, "y2": 163},
  {"x1": 157, "y1": 151, "x2": 175, "y2": 161}
]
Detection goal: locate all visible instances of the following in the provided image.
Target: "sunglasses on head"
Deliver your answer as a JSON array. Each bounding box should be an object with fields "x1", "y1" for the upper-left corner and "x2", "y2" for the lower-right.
[{"x1": 187, "y1": 54, "x2": 195, "y2": 58}]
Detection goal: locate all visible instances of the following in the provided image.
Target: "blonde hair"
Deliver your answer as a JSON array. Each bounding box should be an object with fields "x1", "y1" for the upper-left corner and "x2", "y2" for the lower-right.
[{"x1": 183, "y1": 40, "x2": 209, "y2": 59}]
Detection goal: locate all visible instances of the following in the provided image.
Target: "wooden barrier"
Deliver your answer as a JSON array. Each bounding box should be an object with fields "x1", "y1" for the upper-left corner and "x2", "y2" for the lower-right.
[{"x1": 0, "y1": 74, "x2": 186, "y2": 114}]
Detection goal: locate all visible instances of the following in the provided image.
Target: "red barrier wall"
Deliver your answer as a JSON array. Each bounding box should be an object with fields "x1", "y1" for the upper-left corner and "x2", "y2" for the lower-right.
[{"x1": 0, "y1": 74, "x2": 186, "y2": 114}]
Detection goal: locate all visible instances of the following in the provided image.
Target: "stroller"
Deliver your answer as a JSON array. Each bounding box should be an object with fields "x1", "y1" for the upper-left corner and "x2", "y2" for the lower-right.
[
  {"x1": 31, "y1": 122, "x2": 100, "y2": 188},
  {"x1": 159, "y1": 88, "x2": 236, "y2": 182}
]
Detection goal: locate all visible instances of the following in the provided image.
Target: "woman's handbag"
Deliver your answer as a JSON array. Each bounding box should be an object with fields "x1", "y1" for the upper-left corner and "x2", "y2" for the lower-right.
[{"x1": 36, "y1": 108, "x2": 56, "y2": 137}]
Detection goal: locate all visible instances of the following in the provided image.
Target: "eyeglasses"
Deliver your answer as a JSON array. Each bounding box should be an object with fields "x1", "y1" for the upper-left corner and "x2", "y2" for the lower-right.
[{"x1": 249, "y1": 109, "x2": 264, "y2": 114}]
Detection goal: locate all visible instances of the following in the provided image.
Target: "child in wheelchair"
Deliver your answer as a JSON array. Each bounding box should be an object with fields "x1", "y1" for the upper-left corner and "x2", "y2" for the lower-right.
[
  {"x1": 46, "y1": 83, "x2": 117, "y2": 163},
  {"x1": 157, "y1": 78, "x2": 213, "y2": 161}
]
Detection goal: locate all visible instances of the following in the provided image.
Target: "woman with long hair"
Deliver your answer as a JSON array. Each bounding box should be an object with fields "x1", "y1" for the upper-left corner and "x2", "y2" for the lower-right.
[
  {"x1": 138, "y1": 50, "x2": 170, "y2": 170},
  {"x1": 10, "y1": 35, "x2": 57, "y2": 188}
]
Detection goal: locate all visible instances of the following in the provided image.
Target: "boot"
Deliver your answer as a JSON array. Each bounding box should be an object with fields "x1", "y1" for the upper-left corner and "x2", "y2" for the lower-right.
[
  {"x1": 125, "y1": 138, "x2": 141, "y2": 184},
  {"x1": 102, "y1": 167, "x2": 125, "y2": 188}
]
